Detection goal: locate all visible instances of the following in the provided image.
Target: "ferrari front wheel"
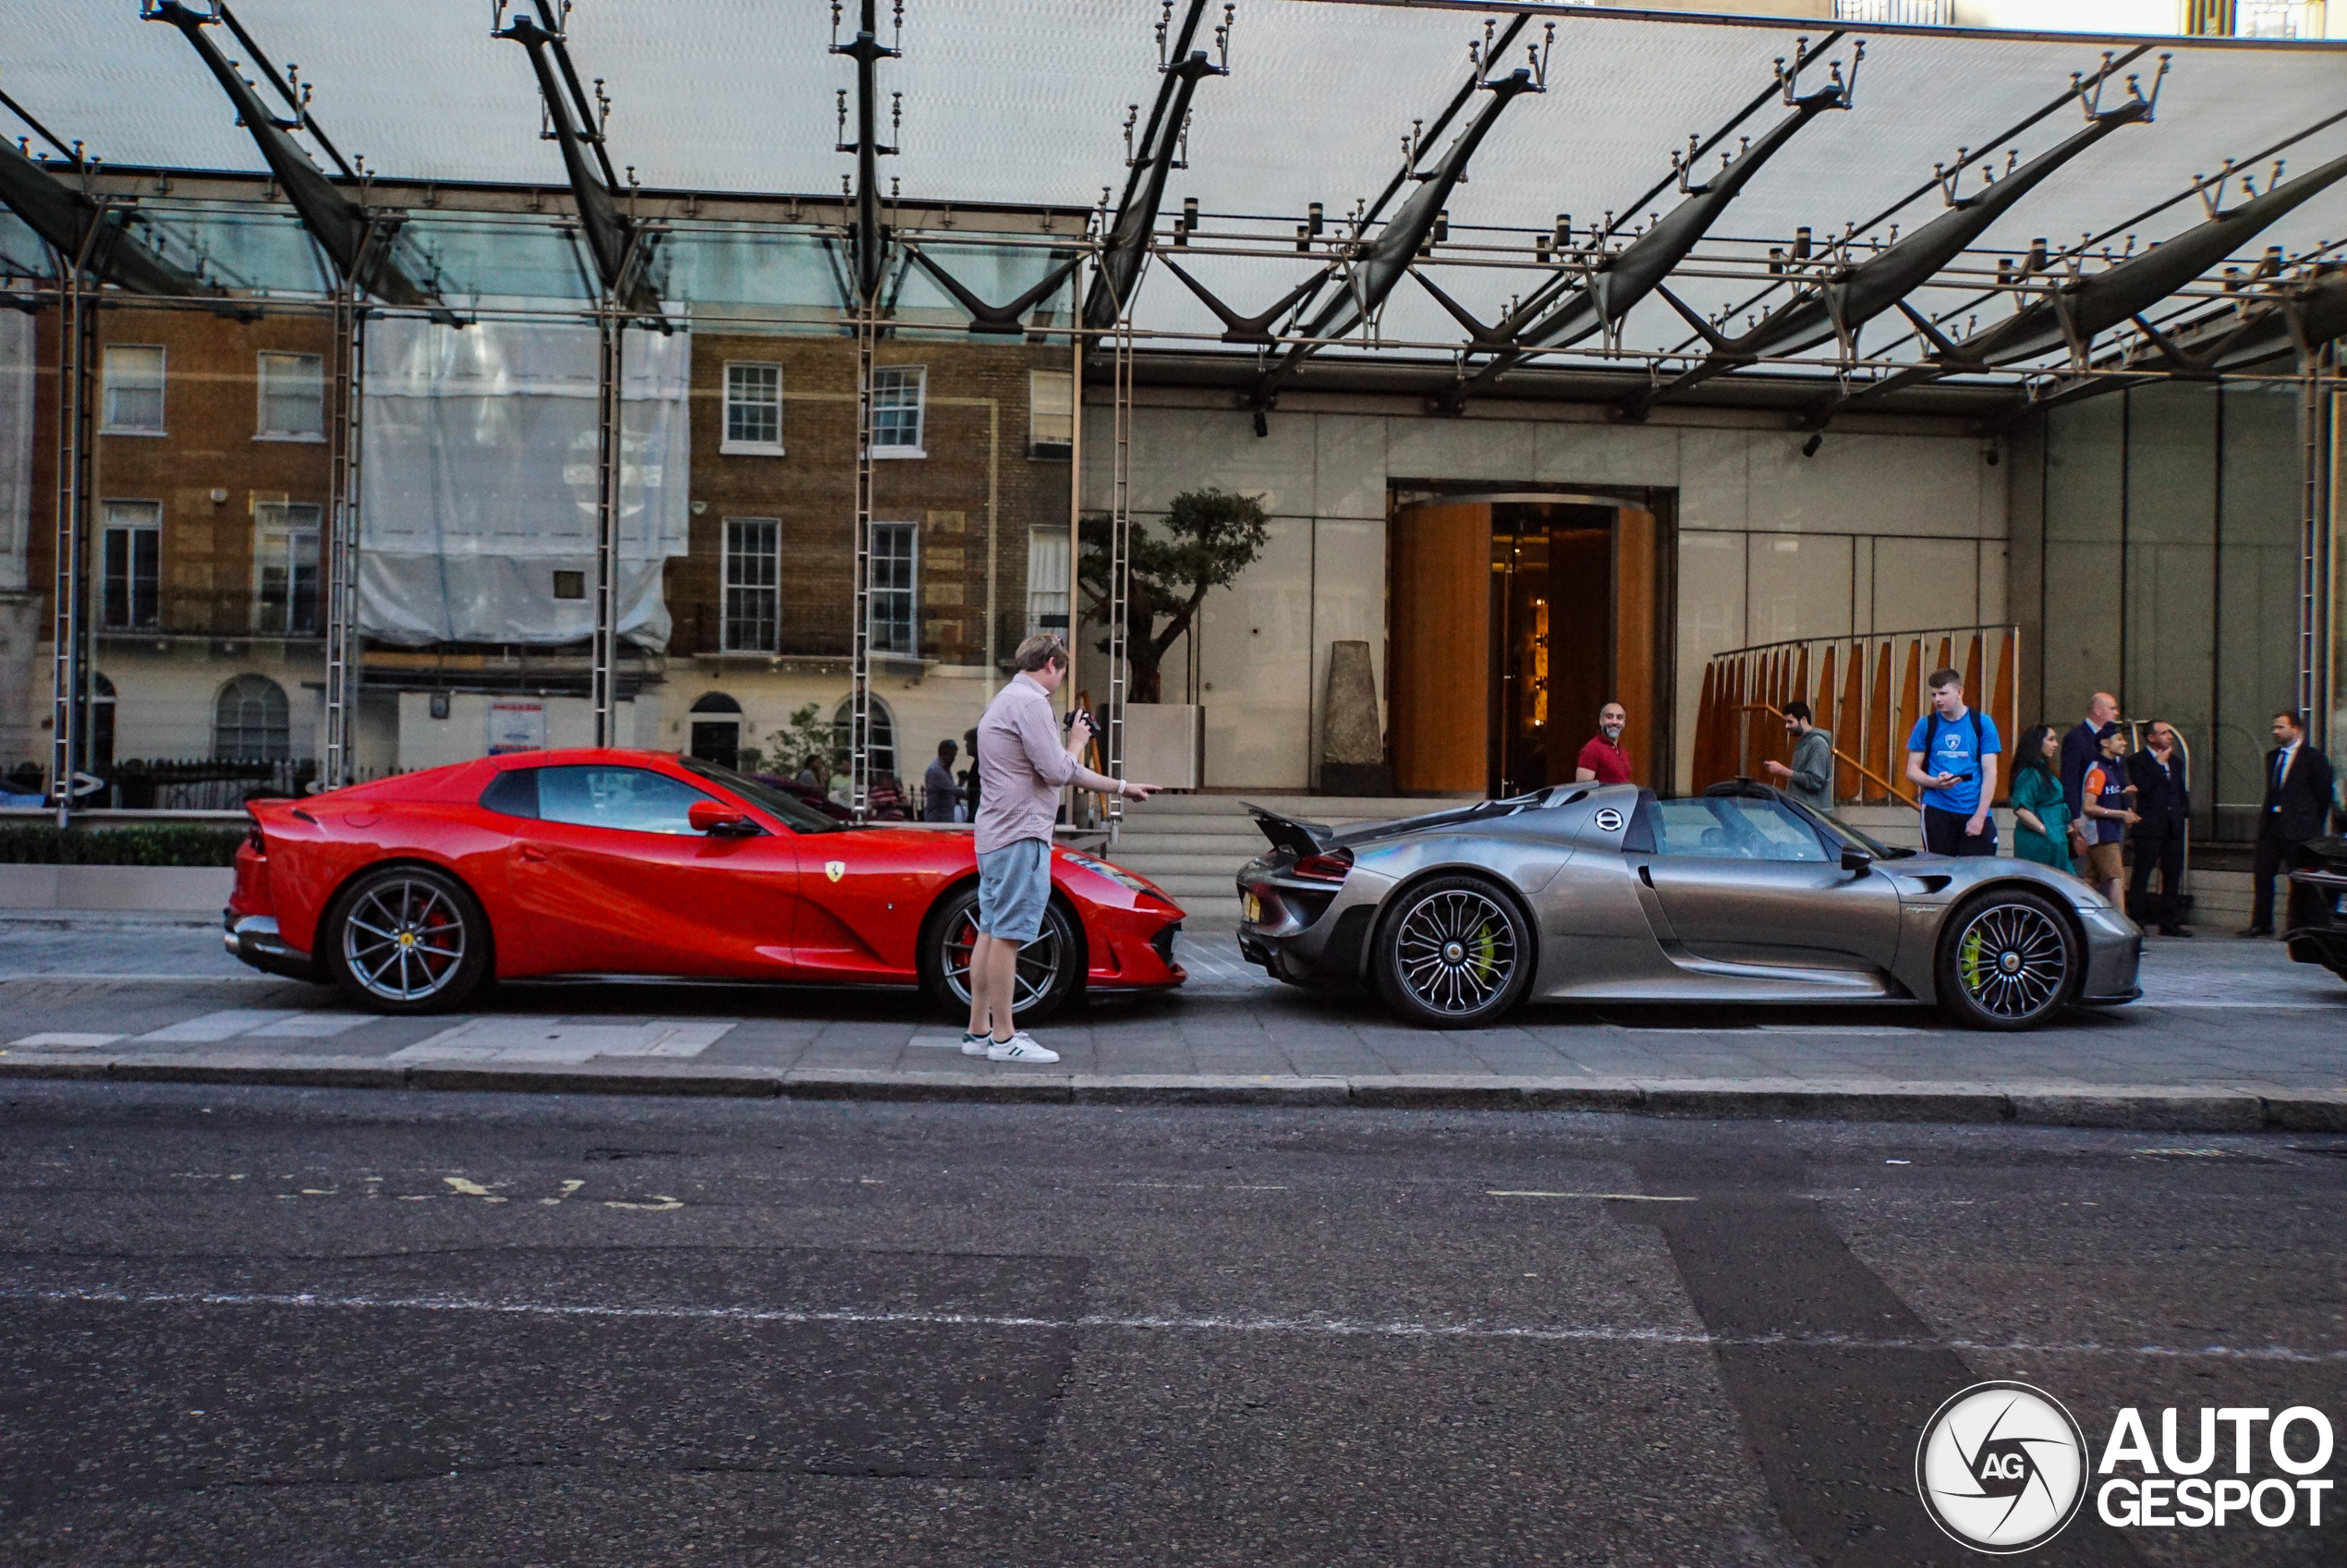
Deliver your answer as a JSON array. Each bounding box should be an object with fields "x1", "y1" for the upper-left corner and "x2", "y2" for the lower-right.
[
  {"x1": 1935, "y1": 888, "x2": 2078, "y2": 1031},
  {"x1": 326, "y1": 865, "x2": 490, "y2": 1014},
  {"x1": 918, "y1": 884, "x2": 1083, "y2": 1027},
  {"x1": 1371, "y1": 874, "x2": 1533, "y2": 1029}
]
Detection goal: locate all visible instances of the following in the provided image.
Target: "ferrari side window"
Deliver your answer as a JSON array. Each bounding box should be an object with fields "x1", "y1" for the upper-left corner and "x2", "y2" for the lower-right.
[
  {"x1": 537, "y1": 766, "x2": 711, "y2": 835},
  {"x1": 479, "y1": 768, "x2": 540, "y2": 820}
]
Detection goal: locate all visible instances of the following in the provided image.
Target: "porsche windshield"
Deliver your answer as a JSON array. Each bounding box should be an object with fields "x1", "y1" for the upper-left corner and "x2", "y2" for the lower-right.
[{"x1": 679, "y1": 758, "x2": 845, "y2": 833}]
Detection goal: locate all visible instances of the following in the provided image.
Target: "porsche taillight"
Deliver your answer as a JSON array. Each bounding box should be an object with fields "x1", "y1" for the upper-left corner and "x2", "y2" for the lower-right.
[{"x1": 1289, "y1": 849, "x2": 1354, "y2": 883}]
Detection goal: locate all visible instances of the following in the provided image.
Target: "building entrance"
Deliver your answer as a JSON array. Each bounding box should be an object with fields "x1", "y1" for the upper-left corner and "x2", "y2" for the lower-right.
[{"x1": 1389, "y1": 492, "x2": 1667, "y2": 797}]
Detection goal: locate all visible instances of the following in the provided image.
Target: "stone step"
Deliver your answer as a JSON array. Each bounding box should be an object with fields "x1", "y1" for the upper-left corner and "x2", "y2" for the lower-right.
[
  {"x1": 1107, "y1": 831, "x2": 1271, "y2": 856},
  {"x1": 1145, "y1": 871, "x2": 1250, "y2": 897},
  {"x1": 1113, "y1": 852, "x2": 1267, "y2": 879},
  {"x1": 1121, "y1": 794, "x2": 1469, "y2": 818},
  {"x1": 1169, "y1": 896, "x2": 1244, "y2": 921}
]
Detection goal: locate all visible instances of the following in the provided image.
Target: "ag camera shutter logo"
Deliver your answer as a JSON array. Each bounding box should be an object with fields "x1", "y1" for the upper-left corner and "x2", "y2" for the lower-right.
[{"x1": 1916, "y1": 1381, "x2": 2089, "y2": 1553}]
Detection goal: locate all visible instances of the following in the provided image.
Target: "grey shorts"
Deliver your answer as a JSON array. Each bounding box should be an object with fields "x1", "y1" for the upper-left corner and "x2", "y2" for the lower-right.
[{"x1": 976, "y1": 837, "x2": 1051, "y2": 943}]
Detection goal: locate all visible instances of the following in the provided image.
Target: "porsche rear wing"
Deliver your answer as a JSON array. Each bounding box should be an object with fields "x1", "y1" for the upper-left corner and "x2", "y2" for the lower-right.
[{"x1": 1245, "y1": 804, "x2": 1335, "y2": 857}]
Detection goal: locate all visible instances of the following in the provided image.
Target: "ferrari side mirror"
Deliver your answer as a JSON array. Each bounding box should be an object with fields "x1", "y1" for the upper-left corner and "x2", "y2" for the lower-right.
[
  {"x1": 688, "y1": 799, "x2": 760, "y2": 837},
  {"x1": 1841, "y1": 845, "x2": 1874, "y2": 874}
]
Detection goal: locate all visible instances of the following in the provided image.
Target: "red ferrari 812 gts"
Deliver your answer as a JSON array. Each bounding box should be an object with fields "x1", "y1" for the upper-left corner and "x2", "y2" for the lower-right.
[{"x1": 223, "y1": 748, "x2": 1187, "y2": 1021}]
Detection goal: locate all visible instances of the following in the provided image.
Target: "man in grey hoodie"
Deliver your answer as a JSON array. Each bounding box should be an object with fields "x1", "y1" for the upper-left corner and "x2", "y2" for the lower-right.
[{"x1": 1762, "y1": 700, "x2": 1835, "y2": 812}]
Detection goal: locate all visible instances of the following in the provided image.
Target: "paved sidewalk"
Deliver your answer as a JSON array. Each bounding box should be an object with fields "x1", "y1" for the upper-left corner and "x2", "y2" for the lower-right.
[{"x1": 2, "y1": 914, "x2": 2341, "y2": 1130}]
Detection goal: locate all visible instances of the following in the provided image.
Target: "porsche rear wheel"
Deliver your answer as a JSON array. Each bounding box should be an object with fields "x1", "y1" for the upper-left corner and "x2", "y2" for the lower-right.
[
  {"x1": 1935, "y1": 888, "x2": 2078, "y2": 1031},
  {"x1": 326, "y1": 866, "x2": 490, "y2": 1015},
  {"x1": 918, "y1": 884, "x2": 1083, "y2": 1028},
  {"x1": 1371, "y1": 875, "x2": 1533, "y2": 1029}
]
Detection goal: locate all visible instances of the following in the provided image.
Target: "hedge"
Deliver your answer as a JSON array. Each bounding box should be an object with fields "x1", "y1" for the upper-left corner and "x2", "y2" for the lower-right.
[{"x1": 0, "y1": 823, "x2": 247, "y2": 867}]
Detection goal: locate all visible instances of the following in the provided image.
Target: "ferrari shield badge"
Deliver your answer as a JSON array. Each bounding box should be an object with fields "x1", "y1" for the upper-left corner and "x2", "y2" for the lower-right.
[{"x1": 825, "y1": 860, "x2": 845, "y2": 882}]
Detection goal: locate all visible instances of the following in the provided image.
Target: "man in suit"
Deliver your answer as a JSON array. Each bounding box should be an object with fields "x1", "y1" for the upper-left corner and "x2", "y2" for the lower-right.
[
  {"x1": 2061, "y1": 691, "x2": 2121, "y2": 833},
  {"x1": 2127, "y1": 720, "x2": 2191, "y2": 937},
  {"x1": 2241, "y1": 709, "x2": 2339, "y2": 937}
]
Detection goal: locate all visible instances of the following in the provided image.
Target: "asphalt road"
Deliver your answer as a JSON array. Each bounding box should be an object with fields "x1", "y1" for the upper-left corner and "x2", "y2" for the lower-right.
[{"x1": 1, "y1": 1085, "x2": 2341, "y2": 1566}]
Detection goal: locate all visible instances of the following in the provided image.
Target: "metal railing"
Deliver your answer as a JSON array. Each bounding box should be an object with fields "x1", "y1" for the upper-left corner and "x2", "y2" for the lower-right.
[
  {"x1": 1831, "y1": 0, "x2": 1952, "y2": 23},
  {"x1": 1694, "y1": 625, "x2": 2021, "y2": 806}
]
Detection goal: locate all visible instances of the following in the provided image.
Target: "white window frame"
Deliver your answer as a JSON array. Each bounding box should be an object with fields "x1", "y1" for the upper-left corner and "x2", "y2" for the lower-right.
[
  {"x1": 1026, "y1": 527, "x2": 1071, "y2": 639},
  {"x1": 254, "y1": 351, "x2": 326, "y2": 443},
  {"x1": 100, "y1": 346, "x2": 166, "y2": 436},
  {"x1": 869, "y1": 364, "x2": 926, "y2": 459},
  {"x1": 99, "y1": 499, "x2": 163, "y2": 630},
  {"x1": 721, "y1": 516, "x2": 781, "y2": 653},
  {"x1": 869, "y1": 519, "x2": 918, "y2": 656},
  {"x1": 251, "y1": 501, "x2": 323, "y2": 637},
  {"x1": 720, "y1": 360, "x2": 785, "y2": 456},
  {"x1": 1028, "y1": 369, "x2": 1073, "y2": 459}
]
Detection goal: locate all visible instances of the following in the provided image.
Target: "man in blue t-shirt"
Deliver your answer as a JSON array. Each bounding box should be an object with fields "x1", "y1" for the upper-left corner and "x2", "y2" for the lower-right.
[{"x1": 1903, "y1": 667, "x2": 2002, "y2": 857}]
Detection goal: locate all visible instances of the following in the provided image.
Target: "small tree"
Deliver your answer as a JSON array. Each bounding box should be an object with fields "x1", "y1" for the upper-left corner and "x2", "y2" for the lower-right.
[{"x1": 1078, "y1": 486, "x2": 1270, "y2": 703}]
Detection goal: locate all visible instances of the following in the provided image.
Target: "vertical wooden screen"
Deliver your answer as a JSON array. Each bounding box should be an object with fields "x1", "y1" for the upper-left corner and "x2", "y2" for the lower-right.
[
  {"x1": 1612, "y1": 507, "x2": 1658, "y2": 789},
  {"x1": 1389, "y1": 504, "x2": 1491, "y2": 792}
]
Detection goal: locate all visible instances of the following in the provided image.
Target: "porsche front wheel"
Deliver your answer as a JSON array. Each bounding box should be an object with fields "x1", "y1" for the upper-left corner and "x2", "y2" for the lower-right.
[
  {"x1": 1935, "y1": 889, "x2": 2078, "y2": 1030},
  {"x1": 1371, "y1": 875, "x2": 1534, "y2": 1029},
  {"x1": 918, "y1": 884, "x2": 1083, "y2": 1027},
  {"x1": 326, "y1": 866, "x2": 490, "y2": 1014}
]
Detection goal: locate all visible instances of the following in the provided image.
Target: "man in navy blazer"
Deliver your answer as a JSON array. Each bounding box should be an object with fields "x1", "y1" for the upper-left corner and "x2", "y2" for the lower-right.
[
  {"x1": 2242, "y1": 710, "x2": 2340, "y2": 937},
  {"x1": 2061, "y1": 692, "x2": 2121, "y2": 842}
]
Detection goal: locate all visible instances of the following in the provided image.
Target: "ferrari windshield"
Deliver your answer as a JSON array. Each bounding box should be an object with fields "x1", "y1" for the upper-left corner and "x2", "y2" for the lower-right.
[{"x1": 678, "y1": 757, "x2": 845, "y2": 833}]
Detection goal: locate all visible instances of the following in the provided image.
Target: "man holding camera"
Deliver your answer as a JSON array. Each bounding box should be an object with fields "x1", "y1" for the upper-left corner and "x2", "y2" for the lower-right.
[{"x1": 962, "y1": 634, "x2": 1160, "y2": 1063}]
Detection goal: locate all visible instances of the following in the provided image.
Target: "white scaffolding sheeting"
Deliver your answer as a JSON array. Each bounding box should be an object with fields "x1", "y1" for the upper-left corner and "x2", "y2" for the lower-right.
[
  {"x1": 358, "y1": 314, "x2": 689, "y2": 648},
  {"x1": 0, "y1": 310, "x2": 31, "y2": 592}
]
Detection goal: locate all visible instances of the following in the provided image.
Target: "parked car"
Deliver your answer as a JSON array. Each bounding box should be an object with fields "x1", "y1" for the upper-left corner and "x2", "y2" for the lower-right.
[
  {"x1": 1236, "y1": 779, "x2": 2142, "y2": 1030},
  {"x1": 2284, "y1": 835, "x2": 2347, "y2": 985},
  {"x1": 225, "y1": 748, "x2": 1186, "y2": 1021}
]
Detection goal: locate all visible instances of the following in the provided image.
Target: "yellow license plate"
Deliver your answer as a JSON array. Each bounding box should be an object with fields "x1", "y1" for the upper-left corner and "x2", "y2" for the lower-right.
[{"x1": 1242, "y1": 891, "x2": 1262, "y2": 923}]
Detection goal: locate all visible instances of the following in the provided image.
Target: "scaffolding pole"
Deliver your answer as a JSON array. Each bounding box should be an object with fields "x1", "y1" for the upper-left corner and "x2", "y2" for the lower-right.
[
  {"x1": 321, "y1": 249, "x2": 371, "y2": 787},
  {"x1": 590, "y1": 301, "x2": 625, "y2": 747},
  {"x1": 1105, "y1": 310, "x2": 1135, "y2": 842},
  {"x1": 46, "y1": 224, "x2": 102, "y2": 826},
  {"x1": 847, "y1": 301, "x2": 878, "y2": 820}
]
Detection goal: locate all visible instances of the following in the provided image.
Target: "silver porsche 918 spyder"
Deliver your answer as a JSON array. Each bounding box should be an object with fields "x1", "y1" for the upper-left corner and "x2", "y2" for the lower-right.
[{"x1": 1234, "y1": 779, "x2": 2142, "y2": 1031}]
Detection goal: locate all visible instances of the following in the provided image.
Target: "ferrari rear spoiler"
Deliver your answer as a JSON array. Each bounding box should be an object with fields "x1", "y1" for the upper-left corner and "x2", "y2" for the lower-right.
[{"x1": 1245, "y1": 804, "x2": 1334, "y2": 857}]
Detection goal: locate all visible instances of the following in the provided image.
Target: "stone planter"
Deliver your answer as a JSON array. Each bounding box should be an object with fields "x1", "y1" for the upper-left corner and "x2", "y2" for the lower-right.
[{"x1": 0, "y1": 864, "x2": 234, "y2": 914}]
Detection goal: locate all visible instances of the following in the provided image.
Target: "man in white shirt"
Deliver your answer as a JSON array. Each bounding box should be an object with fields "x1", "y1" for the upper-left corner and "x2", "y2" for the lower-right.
[{"x1": 963, "y1": 635, "x2": 1160, "y2": 1062}]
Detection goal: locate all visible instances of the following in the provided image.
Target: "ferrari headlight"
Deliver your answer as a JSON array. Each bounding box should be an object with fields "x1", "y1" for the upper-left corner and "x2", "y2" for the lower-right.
[
  {"x1": 2078, "y1": 906, "x2": 2134, "y2": 936},
  {"x1": 1063, "y1": 851, "x2": 1155, "y2": 895}
]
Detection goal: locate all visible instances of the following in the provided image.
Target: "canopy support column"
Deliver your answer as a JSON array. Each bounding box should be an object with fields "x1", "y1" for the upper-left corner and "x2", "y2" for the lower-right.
[
  {"x1": 322, "y1": 228, "x2": 382, "y2": 788},
  {"x1": 2302, "y1": 344, "x2": 2338, "y2": 752}
]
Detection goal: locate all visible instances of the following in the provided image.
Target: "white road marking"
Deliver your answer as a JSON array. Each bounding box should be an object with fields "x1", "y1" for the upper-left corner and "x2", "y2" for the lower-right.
[
  {"x1": 6, "y1": 1284, "x2": 2339, "y2": 1364},
  {"x1": 137, "y1": 1010, "x2": 306, "y2": 1042},
  {"x1": 1753, "y1": 1025, "x2": 1921, "y2": 1037},
  {"x1": 1488, "y1": 1190, "x2": 1695, "y2": 1202},
  {"x1": 387, "y1": 1018, "x2": 736, "y2": 1064},
  {"x1": 245, "y1": 1013, "x2": 373, "y2": 1039},
  {"x1": 9, "y1": 1032, "x2": 124, "y2": 1048}
]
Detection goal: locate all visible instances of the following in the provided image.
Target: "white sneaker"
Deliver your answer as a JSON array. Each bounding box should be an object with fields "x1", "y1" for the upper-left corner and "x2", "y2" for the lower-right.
[
  {"x1": 986, "y1": 1033, "x2": 1060, "y2": 1064},
  {"x1": 959, "y1": 1031, "x2": 990, "y2": 1057}
]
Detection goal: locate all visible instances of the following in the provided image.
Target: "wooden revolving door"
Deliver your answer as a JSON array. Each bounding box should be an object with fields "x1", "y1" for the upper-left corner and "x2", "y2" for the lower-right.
[{"x1": 1389, "y1": 494, "x2": 1665, "y2": 797}]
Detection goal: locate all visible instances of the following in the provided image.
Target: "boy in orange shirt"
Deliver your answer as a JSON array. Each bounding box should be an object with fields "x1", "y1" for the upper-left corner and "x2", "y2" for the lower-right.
[{"x1": 2078, "y1": 727, "x2": 2139, "y2": 906}]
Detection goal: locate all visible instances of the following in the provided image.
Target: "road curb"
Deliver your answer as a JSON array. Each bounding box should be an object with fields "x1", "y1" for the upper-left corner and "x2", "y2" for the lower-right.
[{"x1": 1, "y1": 1053, "x2": 2342, "y2": 1133}]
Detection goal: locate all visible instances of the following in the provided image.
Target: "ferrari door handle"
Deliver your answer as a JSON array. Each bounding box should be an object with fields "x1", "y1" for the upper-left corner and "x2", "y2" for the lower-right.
[{"x1": 517, "y1": 845, "x2": 550, "y2": 864}]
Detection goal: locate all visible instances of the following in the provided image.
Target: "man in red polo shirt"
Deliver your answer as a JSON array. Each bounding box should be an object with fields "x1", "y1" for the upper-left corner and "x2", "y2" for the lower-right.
[{"x1": 1575, "y1": 701, "x2": 1634, "y2": 784}]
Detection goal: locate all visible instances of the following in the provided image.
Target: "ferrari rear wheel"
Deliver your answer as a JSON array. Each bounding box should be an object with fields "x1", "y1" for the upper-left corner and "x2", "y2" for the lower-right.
[
  {"x1": 918, "y1": 884, "x2": 1083, "y2": 1028},
  {"x1": 1936, "y1": 888, "x2": 2078, "y2": 1031},
  {"x1": 1371, "y1": 874, "x2": 1533, "y2": 1029},
  {"x1": 326, "y1": 866, "x2": 490, "y2": 1015}
]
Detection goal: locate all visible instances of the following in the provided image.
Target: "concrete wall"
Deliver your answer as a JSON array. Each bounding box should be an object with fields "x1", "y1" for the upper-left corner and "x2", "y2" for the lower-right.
[{"x1": 1084, "y1": 396, "x2": 2008, "y2": 794}]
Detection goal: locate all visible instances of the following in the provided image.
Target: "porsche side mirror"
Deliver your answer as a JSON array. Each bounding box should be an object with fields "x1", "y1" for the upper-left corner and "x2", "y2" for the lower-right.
[
  {"x1": 1841, "y1": 845, "x2": 1874, "y2": 874},
  {"x1": 688, "y1": 799, "x2": 760, "y2": 837}
]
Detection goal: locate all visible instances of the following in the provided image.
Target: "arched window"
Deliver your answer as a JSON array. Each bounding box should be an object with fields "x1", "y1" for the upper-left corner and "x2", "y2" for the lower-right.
[
  {"x1": 831, "y1": 696, "x2": 896, "y2": 780},
  {"x1": 688, "y1": 691, "x2": 742, "y2": 771},
  {"x1": 213, "y1": 675, "x2": 289, "y2": 761}
]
